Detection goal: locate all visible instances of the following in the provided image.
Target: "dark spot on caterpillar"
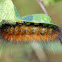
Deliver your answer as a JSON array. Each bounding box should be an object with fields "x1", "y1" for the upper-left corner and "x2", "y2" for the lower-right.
[
  {"x1": 0, "y1": 22, "x2": 61, "y2": 42},
  {"x1": 2, "y1": 20, "x2": 6, "y2": 23}
]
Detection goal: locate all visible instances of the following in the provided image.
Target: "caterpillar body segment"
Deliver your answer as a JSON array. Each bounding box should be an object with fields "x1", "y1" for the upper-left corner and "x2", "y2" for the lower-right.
[{"x1": 0, "y1": 22, "x2": 60, "y2": 42}]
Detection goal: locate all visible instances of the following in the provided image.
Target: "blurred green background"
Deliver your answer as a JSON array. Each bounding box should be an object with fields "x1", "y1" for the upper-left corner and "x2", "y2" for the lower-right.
[
  {"x1": 12, "y1": 0, "x2": 62, "y2": 27},
  {"x1": 0, "y1": 0, "x2": 62, "y2": 62}
]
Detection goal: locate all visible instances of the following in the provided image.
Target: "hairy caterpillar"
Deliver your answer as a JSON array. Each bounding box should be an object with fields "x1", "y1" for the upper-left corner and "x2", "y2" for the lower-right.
[{"x1": 0, "y1": 22, "x2": 61, "y2": 42}]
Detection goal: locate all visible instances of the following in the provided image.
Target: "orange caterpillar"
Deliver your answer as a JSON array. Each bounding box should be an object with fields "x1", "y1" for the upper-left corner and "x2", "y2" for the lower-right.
[{"x1": 0, "y1": 23, "x2": 60, "y2": 42}]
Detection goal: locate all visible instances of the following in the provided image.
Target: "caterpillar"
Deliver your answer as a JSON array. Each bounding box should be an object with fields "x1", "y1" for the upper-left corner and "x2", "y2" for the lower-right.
[{"x1": 0, "y1": 22, "x2": 61, "y2": 42}]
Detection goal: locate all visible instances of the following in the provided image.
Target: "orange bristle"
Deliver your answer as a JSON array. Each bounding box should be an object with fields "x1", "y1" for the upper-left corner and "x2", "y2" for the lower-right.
[
  {"x1": 27, "y1": 26, "x2": 33, "y2": 35},
  {"x1": 26, "y1": 35, "x2": 34, "y2": 41},
  {"x1": 14, "y1": 25, "x2": 20, "y2": 35},
  {"x1": 20, "y1": 25, "x2": 26, "y2": 35},
  {"x1": 1, "y1": 23, "x2": 60, "y2": 42}
]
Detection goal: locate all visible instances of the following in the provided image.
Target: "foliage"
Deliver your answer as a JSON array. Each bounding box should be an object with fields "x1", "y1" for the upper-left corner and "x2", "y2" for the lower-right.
[{"x1": 42, "y1": 0, "x2": 62, "y2": 6}]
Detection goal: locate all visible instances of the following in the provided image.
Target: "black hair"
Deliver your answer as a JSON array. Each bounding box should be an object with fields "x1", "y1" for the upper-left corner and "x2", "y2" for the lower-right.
[{"x1": 58, "y1": 27, "x2": 62, "y2": 43}]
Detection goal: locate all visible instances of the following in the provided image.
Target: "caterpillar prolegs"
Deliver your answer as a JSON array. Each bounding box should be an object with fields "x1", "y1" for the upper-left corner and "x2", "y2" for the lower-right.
[{"x1": 0, "y1": 22, "x2": 61, "y2": 42}]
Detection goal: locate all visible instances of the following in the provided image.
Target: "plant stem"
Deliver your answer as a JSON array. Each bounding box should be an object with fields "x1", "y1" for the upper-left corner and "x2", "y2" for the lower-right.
[{"x1": 37, "y1": 0, "x2": 49, "y2": 16}]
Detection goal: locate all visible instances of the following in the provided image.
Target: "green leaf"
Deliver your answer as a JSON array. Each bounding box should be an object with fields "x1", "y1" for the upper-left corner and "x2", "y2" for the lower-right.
[{"x1": 0, "y1": 0, "x2": 22, "y2": 25}]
